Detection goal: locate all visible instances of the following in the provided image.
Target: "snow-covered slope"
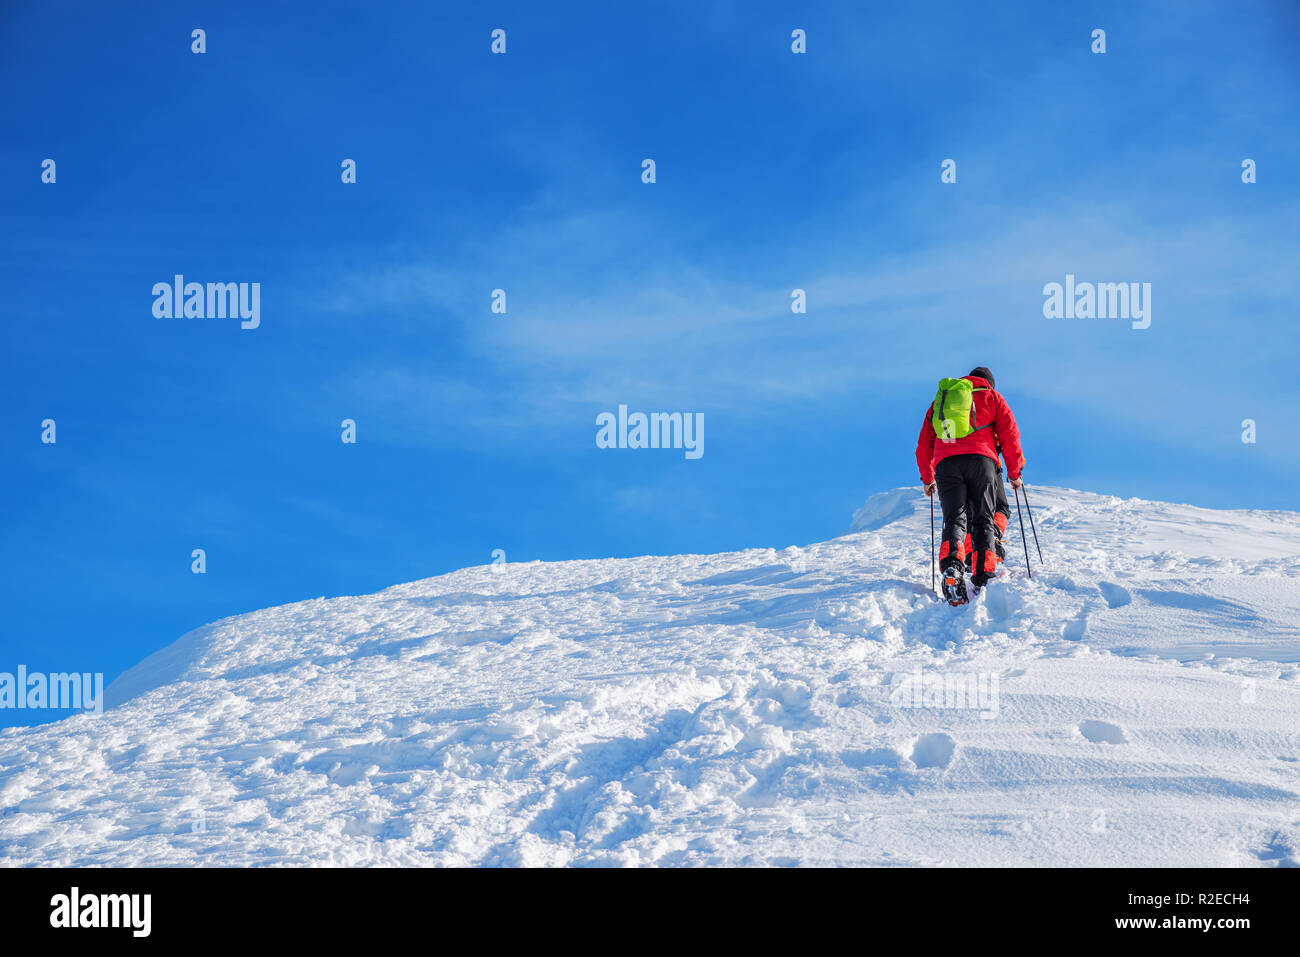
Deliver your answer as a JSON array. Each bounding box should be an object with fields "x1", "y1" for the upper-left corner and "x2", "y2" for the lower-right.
[{"x1": 2, "y1": 487, "x2": 1298, "y2": 867}]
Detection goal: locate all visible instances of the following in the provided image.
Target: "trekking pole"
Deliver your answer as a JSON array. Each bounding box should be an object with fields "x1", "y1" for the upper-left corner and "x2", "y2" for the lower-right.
[
  {"x1": 1013, "y1": 484, "x2": 1033, "y2": 579},
  {"x1": 930, "y1": 492, "x2": 936, "y2": 597},
  {"x1": 1021, "y1": 482, "x2": 1043, "y2": 563}
]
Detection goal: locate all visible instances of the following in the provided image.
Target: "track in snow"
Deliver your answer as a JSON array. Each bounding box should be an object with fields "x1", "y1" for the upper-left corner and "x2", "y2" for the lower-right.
[{"x1": 1, "y1": 486, "x2": 1298, "y2": 866}]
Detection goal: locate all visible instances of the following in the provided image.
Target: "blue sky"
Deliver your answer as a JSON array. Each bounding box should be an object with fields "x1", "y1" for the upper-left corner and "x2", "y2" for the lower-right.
[{"x1": 3, "y1": 0, "x2": 1298, "y2": 725}]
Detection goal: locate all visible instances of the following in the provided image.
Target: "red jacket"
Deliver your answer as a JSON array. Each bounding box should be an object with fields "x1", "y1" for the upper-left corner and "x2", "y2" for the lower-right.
[{"x1": 915, "y1": 376, "x2": 1025, "y2": 484}]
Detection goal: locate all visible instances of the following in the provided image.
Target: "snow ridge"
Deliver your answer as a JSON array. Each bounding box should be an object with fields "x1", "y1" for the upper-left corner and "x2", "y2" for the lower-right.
[{"x1": 1, "y1": 487, "x2": 1298, "y2": 867}]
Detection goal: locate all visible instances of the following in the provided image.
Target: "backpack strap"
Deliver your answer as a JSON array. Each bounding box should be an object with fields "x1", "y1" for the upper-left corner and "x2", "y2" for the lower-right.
[{"x1": 969, "y1": 387, "x2": 992, "y2": 432}]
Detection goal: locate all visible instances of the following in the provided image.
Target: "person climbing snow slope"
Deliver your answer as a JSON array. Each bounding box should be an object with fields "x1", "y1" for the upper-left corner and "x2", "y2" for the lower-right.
[{"x1": 915, "y1": 366, "x2": 1026, "y2": 606}]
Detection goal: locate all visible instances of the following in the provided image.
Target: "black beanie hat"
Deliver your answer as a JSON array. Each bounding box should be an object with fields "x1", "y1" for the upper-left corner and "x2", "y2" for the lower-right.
[{"x1": 968, "y1": 366, "x2": 995, "y2": 389}]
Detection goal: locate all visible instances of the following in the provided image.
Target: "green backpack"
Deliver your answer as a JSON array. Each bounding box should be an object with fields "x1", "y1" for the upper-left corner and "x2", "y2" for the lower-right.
[{"x1": 930, "y1": 377, "x2": 992, "y2": 442}]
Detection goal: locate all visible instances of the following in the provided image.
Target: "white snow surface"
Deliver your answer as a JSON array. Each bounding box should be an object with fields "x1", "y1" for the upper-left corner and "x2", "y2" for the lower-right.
[{"x1": 2, "y1": 486, "x2": 1299, "y2": 867}]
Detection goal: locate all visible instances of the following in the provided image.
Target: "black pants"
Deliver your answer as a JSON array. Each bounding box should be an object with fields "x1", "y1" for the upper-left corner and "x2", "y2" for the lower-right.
[
  {"x1": 991, "y1": 466, "x2": 1009, "y2": 523},
  {"x1": 965, "y1": 465, "x2": 1010, "y2": 562},
  {"x1": 936, "y1": 453, "x2": 999, "y2": 583}
]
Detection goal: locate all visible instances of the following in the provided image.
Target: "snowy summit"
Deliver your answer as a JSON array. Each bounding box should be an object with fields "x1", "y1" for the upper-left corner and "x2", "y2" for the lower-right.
[{"x1": 1, "y1": 487, "x2": 1298, "y2": 867}]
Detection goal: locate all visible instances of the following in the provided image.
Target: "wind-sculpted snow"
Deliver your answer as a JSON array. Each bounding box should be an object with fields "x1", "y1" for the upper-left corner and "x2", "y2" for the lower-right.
[{"x1": 1, "y1": 487, "x2": 1298, "y2": 866}]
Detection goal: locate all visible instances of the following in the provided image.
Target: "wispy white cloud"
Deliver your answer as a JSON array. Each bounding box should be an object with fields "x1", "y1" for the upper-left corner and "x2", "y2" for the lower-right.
[{"x1": 313, "y1": 187, "x2": 1298, "y2": 458}]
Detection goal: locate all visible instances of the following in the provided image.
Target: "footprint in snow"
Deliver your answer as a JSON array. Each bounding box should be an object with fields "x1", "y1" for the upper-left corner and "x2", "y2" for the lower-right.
[
  {"x1": 910, "y1": 732, "x2": 956, "y2": 769},
  {"x1": 1098, "y1": 582, "x2": 1132, "y2": 608},
  {"x1": 981, "y1": 584, "x2": 1015, "y2": 620},
  {"x1": 1256, "y1": 830, "x2": 1299, "y2": 868},
  {"x1": 1078, "y1": 720, "x2": 1127, "y2": 744}
]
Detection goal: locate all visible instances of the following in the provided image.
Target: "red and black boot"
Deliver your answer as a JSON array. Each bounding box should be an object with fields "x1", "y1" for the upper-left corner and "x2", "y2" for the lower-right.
[{"x1": 940, "y1": 560, "x2": 969, "y2": 606}]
